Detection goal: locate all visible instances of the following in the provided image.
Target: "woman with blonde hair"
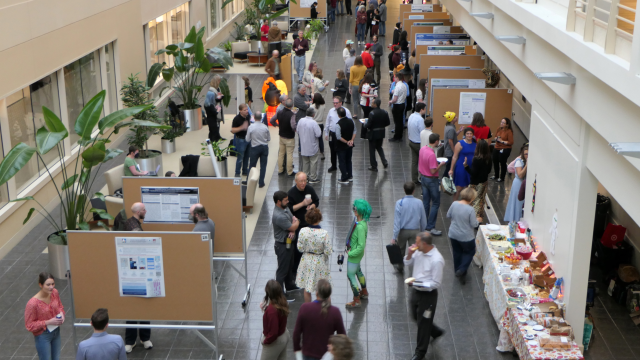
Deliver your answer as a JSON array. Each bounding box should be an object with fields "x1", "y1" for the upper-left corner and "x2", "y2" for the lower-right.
[
  {"x1": 303, "y1": 62, "x2": 318, "y2": 93},
  {"x1": 313, "y1": 68, "x2": 331, "y2": 94},
  {"x1": 321, "y1": 334, "x2": 354, "y2": 360},
  {"x1": 260, "y1": 279, "x2": 291, "y2": 360},
  {"x1": 296, "y1": 208, "x2": 332, "y2": 303},
  {"x1": 446, "y1": 187, "x2": 480, "y2": 284},
  {"x1": 205, "y1": 75, "x2": 224, "y2": 141}
]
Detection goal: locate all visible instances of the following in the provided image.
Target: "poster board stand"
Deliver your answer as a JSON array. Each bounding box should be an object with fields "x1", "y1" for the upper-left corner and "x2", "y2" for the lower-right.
[
  {"x1": 67, "y1": 231, "x2": 222, "y2": 359},
  {"x1": 289, "y1": 0, "x2": 327, "y2": 30}
]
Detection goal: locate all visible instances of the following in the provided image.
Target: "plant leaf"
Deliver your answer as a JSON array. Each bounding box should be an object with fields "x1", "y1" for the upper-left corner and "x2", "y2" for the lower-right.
[
  {"x1": 75, "y1": 194, "x2": 86, "y2": 215},
  {"x1": 78, "y1": 221, "x2": 90, "y2": 231},
  {"x1": 155, "y1": 49, "x2": 172, "y2": 55},
  {"x1": 91, "y1": 208, "x2": 114, "y2": 220},
  {"x1": 196, "y1": 26, "x2": 206, "y2": 39},
  {"x1": 184, "y1": 26, "x2": 197, "y2": 43},
  {"x1": 130, "y1": 119, "x2": 171, "y2": 130},
  {"x1": 94, "y1": 192, "x2": 106, "y2": 202},
  {"x1": 161, "y1": 67, "x2": 175, "y2": 83},
  {"x1": 10, "y1": 196, "x2": 35, "y2": 202},
  {"x1": 175, "y1": 51, "x2": 187, "y2": 72},
  {"x1": 220, "y1": 79, "x2": 231, "y2": 107},
  {"x1": 79, "y1": 169, "x2": 90, "y2": 184},
  {"x1": 102, "y1": 148, "x2": 123, "y2": 163},
  {"x1": 35, "y1": 127, "x2": 67, "y2": 155},
  {"x1": 75, "y1": 90, "x2": 106, "y2": 140},
  {"x1": 61, "y1": 174, "x2": 79, "y2": 190},
  {"x1": 194, "y1": 39, "x2": 205, "y2": 62},
  {"x1": 81, "y1": 143, "x2": 106, "y2": 168},
  {"x1": 147, "y1": 63, "x2": 165, "y2": 88},
  {"x1": 178, "y1": 42, "x2": 194, "y2": 50},
  {"x1": 96, "y1": 221, "x2": 110, "y2": 231},
  {"x1": 267, "y1": 8, "x2": 288, "y2": 19},
  {"x1": 0, "y1": 143, "x2": 36, "y2": 186},
  {"x1": 222, "y1": 0, "x2": 235, "y2": 8},
  {"x1": 42, "y1": 106, "x2": 68, "y2": 133},
  {"x1": 98, "y1": 105, "x2": 153, "y2": 133},
  {"x1": 23, "y1": 208, "x2": 36, "y2": 225},
  {"x1": 200, "y1": 57, "x2": 212, "y2": 73}
]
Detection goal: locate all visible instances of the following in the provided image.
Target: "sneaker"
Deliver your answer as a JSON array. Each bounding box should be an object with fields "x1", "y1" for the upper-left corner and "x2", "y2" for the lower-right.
[
  {"x1": 125, "y1": 344, "x2": 136, "y2": 353},
  {"x1": 338, "y1": 179, "x2": 350, "y2": 184},
  {"x1": 496, "y1": 178, "x2": 504, "y2": 182},
  {"x1": 320, "y1": 154, "x2": 325, "y2": 160},
  {"x1": 327, "y1": 167, "x2": 337, "y2": 172},
  {"x1": 143, "y1": 340, "x2": 153, "y2": 350},
  {"x1": 241, "y1": 180, "x2": 247, "y2": 185},
  {"x1": 308, "y1": 178, "x2": 320, "y2": 184},
  {"x1": 348, "y1": 177, "x2": 353, "y2": 182},
  {"x1": 489, "y1": 176, "x2": 496, "y2": 180},
  {"x1": 430, "y1": 229, "x2": 443, "y2": 236},
  {"x1": 383, "y1": 162, "x2": 389, "y2": 169},
  {"x1": 259, "y1": 184, "x2": 265, "y2": 188},
  {"x1": 368, "y1": 166, "x2": 378, "y2": 172},
  {"x1": 278, "y1": 171, "x2": 285, "y2": 175},
  {"x1": 288, "y1": 171, "x2": 297, "y2": 177}
]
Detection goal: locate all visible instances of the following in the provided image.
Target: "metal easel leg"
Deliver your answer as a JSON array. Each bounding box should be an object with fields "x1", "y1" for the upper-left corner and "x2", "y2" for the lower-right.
[
  {"x1": 67, "y1": 270, "x2": 79, "y2": 355},
  {"x1": 241, "y1": 212, "x2": 251, "y2": 306},
  {"x1": 192, "y1": 329, "x2": 218, "y2": 352}
]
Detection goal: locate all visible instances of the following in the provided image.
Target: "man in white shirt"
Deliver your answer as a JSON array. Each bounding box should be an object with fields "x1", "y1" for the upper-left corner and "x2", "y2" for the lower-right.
[
  {"x1": 404, "y1": 232, "x2": 445, "y2": 360},
  {"x1": 419, "y1": 117, "x2": 433, "y2": 149},
  {"x1": 389, "y1": 73, "x2": 407, "y2": 142},
  {"x1": 297, "y1": 107, "x2": 322, "y2": 183},
  {"x1": 324, "y1": 96, "x2": 353, "y2": 173},
  {"x1": 407, "y1": 103, "x2": 427, "y2": 184}
]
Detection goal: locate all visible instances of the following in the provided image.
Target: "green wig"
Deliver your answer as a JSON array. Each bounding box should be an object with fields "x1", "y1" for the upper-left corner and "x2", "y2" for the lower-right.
[{"x1": 352, "y1": 199, "x2": 372, "y2": 222}]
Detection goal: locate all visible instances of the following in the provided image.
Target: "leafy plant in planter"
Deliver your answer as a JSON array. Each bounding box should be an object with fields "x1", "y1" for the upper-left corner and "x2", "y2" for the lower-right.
[
  {"x1": 160, "y1": 110, "x2": 186, "y2": 142},
  {"x1": 233, "y1": 22, "x2": 248, "y2": 41},
  {"x1": 220, "y1": 40, "x2": 233, "y2": 53},
  {"x1": 201, "y1": 140, "x2": 234, "y2": 161},
  {"x1": 308, "y1": 19, "x2": 325, "y2": 38},
  {"x1": 0, "y1": 91, "x2": 169, "y2": 245},
  {"x1": 147, "y1": 26, "x2": 233, "y2": 111},
  {"x1": 121, "y1": 73, "x2": 162, "y2": 158}
]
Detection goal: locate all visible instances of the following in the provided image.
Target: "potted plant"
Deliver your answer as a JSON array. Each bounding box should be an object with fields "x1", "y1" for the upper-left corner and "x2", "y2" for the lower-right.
[
  {"x1": 120, "y1": 73, "x2": 164, "y2": 173},
  {"x1": 0, "y1": 91, "x2": 169, "y2": 278},
  {"x1": 220, "y1": 40, "x2": 233, "y2": 56},
  {"x1": 147, "y1": 26, "x2": 233, "y2": 133},
  {"x1": 160, "y1": 110, "x2": 186, "y2": 154},
  {"x1": 308, "y1": 19, "x2": 325, "y2": 39},
  {"x1": 201, "y1": 140, "x2": 234, "y2": 178}
]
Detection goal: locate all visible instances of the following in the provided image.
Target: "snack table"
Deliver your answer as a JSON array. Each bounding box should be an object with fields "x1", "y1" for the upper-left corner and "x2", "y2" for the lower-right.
[
  {"x1": 503, "y1": 309, "x2": 584, "y2": 360},
  {"x1": 474, "y1": 225, "x2": 584, "y2": 358}
]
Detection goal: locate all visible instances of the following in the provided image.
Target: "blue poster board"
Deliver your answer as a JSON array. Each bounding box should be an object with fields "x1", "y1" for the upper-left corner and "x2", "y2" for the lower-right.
[{"x1": 415, "y1": 33, "x2": 470, "y2": 46}]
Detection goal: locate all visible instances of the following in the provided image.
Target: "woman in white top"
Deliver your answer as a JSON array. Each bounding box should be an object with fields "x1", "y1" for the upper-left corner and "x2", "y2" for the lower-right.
[
  {"x1": 358, "y1": 73, "x2": 377, "y2": 139},
  {"x1": 343, "y1": 41, "x2": 353, "y2": 62},
  {"x1": 302, "y1": 62, "x2": 318, "y2": 93},
  {"x1": 416, "y1": 78, "x2": 426, "y2": 103},
  {"x1": 313, "y1": 68, "x2": 331, "y2": 95},
  {"x1": 313, "y1": 93, "x2": 327, "y2": 160}
]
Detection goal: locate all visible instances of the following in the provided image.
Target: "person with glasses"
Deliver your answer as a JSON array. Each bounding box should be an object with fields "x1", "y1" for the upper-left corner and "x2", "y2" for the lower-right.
[
  {"x1": 324, "y1": 96, "x2": 353, "y2": 173},
  {"x1": 287, "y1": 172, "x2": 321, "y2": 274},
  {"x1": 345, "y1": 199, "x2": 372, "y2": 308}
]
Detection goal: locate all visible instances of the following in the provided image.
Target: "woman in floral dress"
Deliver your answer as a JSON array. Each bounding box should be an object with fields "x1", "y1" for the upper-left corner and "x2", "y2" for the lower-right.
[{"x1": 296, "y1": 208, "x2": 332, "y2": 303}]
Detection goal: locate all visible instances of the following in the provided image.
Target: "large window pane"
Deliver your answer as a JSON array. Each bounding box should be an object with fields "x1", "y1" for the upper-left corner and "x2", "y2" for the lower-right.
[
  {"x1": 210, "y1": 0, "x2": 218, "y2": 31},
  {"x1": 105, "y1": 44, "x2": 118, "y2": 114},
  {"x1": 30, "y1": 74, "x2": 62, "y2": 172},
  {"x1": 64, "y1": 51, "x2": 103, "y2": 146},
  {"x1": 171, "y1": 6, "x2": 186, "y2": 45}
]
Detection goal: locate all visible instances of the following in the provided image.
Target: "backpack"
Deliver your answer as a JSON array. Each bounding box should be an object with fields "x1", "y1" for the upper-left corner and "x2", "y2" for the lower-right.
[{"x1": 507, "y1": 156, "x2": 521, "y2": 174}]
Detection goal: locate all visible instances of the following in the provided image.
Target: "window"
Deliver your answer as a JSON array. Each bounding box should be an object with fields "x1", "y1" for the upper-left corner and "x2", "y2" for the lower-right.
[
  {"x1": 210, "y1": 0, "x2": 218, "y2": 32},
  {"x1": 105, "y1": 43, "x2": 118, "y2": 114},
  {"x1": 0, "y1": 129, "x2": 7, "y2": 208},
  {"x1": 170, "y1": 5, "x2": 188, "y2": 44},
  {"x1": 64, "y1": 51, "x2": 103, "y2": 146},
  {"x1": 5, "y1": 74, "x2": 62, "y2": 192}
]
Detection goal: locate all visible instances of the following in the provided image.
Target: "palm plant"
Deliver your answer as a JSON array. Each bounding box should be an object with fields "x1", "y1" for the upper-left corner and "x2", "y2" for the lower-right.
[
  {"x1": 0, "y1": 91, "x2": 169, "y2": 244},
  {"x1": 121, "y1": 73, "x2": 162, "y2": 157}
]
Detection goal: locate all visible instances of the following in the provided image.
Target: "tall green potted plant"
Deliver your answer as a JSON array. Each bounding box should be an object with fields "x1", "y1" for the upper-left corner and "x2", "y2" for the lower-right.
[
  {"x1": 147, "y1": 26, "x2": 233, "y2": 132},
  {"x1": 0, "y1": 91, "x2": 169, "y2": 278},
  {"x1": 160, "y1": 110, "x2": 186, "y2": 154},
  {"x1": 121, "y1": 73, "x2": 164, "y2": 173}
]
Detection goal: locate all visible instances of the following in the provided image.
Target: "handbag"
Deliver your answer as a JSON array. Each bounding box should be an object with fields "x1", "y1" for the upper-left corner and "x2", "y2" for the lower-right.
[
  {"x1": 441, "y1": 176, "x2": 456, "y2": 196},
  {"x1": 386, "y1": 244, "x2": 403, "y2": 265},
  {"x1": 508, "y1": 156, "x2": 521, "y2": 174}
]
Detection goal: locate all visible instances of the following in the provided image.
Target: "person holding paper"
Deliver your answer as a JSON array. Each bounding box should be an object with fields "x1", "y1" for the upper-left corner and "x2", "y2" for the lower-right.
[
  {"x1": 123, "y1": 146, "x2": 148, "y2": 176},
  {"x1": 404, "y1": 232, "x2": 445, "y2": 360},
  {"x1": 76, "y1": 308, "x2": 127, "y2": 360},
  {"x1": 25, "y1": 272, "x2": 65, "y2": 360}
]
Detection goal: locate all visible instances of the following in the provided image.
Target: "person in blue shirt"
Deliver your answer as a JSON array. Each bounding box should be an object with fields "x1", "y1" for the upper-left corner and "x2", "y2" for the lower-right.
[
  {"x1": 76, "y1": 308, "x2": 127, "y2": 360},
  {"x1": 391, "y1": 181, "x2": 427, "y2": 272}
]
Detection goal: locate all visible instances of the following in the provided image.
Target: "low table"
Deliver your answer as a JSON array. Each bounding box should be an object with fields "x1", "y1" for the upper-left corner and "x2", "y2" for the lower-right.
[{"x1": 247, "y1": 53, "x2": 268, "y2": 66}]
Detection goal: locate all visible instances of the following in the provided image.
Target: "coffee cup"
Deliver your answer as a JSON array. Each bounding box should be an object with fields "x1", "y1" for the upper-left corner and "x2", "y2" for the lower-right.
[{"x1": 305, "y1": 194, "x2": 312, "y2": 201}]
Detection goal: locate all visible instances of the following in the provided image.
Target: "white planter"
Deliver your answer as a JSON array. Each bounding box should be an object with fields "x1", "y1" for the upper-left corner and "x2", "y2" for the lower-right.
[
  {"x1": 47, "y1": 233, "x2": 70, "y2": 279},
  {"x1": 161, "y1": 138, "x2": 176, "y2": 154},
  {"x1": 138, "y1": 150, "x2": 163, "y2": 175},
  {"x1": 180, "y1": 106, "x2": 203, "y2": 132}
]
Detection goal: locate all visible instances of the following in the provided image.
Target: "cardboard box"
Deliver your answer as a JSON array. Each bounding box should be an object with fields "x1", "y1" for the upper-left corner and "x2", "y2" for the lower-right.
[
  {"x1": 530, "y1": 251, "x2": 548, "y2": 268},
  {"x1": 537, "y1": 301, "x2": 564, "y2": 317},
  {"x1": 542, "y1": 264, "x2": 555, "y2": 276}
]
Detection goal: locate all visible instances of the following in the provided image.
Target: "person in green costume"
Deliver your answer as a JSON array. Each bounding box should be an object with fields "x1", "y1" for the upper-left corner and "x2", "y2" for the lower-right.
[{"x1": 345, "y1": 199, "x2": 371, "y2": 308}]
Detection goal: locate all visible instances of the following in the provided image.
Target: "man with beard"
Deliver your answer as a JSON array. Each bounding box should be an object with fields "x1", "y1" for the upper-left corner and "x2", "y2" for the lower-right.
[
  {"x1": 190, "y1": 204, "x2": 216, "y2": 247},
  {"x1": 124, "y1": 203, "x2": 146, "y2": 231}
]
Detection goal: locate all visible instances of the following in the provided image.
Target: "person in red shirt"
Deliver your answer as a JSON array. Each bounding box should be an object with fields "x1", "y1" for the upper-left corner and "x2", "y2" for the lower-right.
[
  {"x1": 361, "y1": 44, "x2": 374, "y2": 68},
  {"x1": 260, "y1": 279, "x2": 290, "y2": 359},
  {"x1": 469, "y1": 112, "x2": 492, "y2": 140},
  {"x1": 25, "y1": 272, "x2": 65, "y2": 360},
  {"x1": 260, "y1": 20, "x2": 270, "y2": 54}
]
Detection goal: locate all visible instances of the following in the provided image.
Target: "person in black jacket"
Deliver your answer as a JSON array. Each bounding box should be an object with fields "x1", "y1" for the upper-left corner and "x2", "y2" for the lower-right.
[
  {"x1": 464, "y1": 139, "x2": 492, "y2": 221},
  {"x1": 392, "y1": 22, "x2": 402, "y2": 47},
  {"x1": 335, "y1": 107, "x2": 356, "y2": 184},
  {"x1": 364, "y1": 99, "x2": 389, "y2": 171},
  {"x1": 334, "y1": 69, "x2": 349, "y2": 102},
  {"x1": 311, "y1": 2, "x2": 319, "y2": 18},
  {"x1": 276, "y1": 99, "x2": 297, "y2": 176}
]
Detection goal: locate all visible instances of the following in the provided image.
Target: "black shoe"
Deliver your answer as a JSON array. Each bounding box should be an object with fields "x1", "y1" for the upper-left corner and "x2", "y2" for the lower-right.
[
  {"x1": 308, "y1": 178, "x2": 320, "y2": 184},
  {"x1": 259, "y1": 184, "x2": 265, "y2": 188},
  {"x1": 321, "y1": 154, "x2": 325, "y2": 160},
  {"x1": 388, "y1": 138, "x2": 400, "y2": 142},
  {"x1": 288, "y1": 171, "x2": 297, "y2": 177},
  {"x1": 411, "y1": 355, "x2": 424, "y2": 360},
  {"x1": 348, "y1": 177, "x2": 353, "y2": 182},
  {"x1": 414, "y1": 180, "x2": 421, "y2": 185},
  {"x1": 489, "y1": 176, "x2": 496, "y2": 180},
  {"x1": 431, "y1": 329, "x2": 444, "y2": 340},
  {"x1": 338, "y1": 179, "x2": 350, "y2": 184},
  {"x1": 220, "y1": 137, "x2": 227, "y2": 141},
  {"x1": 286, "y1": 285, "x2": 301, "y2": 292},
  {"x1": 241, "y1": 180, "x2": 247, "y2": 185},
  {"x1": 383, "y1": 162, "x2": 389, "y2": 169},
  {"x1": 368, "y1": 166, "x2": 378, "y2": 172},
  {"x1": 278, "y1": 171, "x2": 285, "y2": 175},
  {"x1": 327, "y1": 167, "x2": 337, "y2": 172}
]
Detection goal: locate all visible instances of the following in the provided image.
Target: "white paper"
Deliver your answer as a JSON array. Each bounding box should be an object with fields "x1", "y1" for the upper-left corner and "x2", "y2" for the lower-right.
[
  {"x1": 411, "y1": 4, "x2": 433, "y2": 11},
  {"x1": 549, "y1": 212, "x2": 558, "y2": 255},
  {"x1": 141, "y1": 187, "x2": 199, "y2": 223},
  {"x1": 46, "y1": 313, "x2": 62, "y2": 332},
  {"x1": 433, "y1": 26, "x2": 450, "y2": 34},
  {"x1": 408, "y1": 15, "x2": 424, "y2": 19},
  {"x1": 469, "y1": 79, "x2": 486, "y2": 88},
  {"x1": 116, "y1": 237, "x2": 166, "y2": 297},
  {"x1": 458, "y1": 92, "x2": 486, "y2": 125},
  {"x1": 300, "y1": 0, "x2": 314, "y2": 7}
]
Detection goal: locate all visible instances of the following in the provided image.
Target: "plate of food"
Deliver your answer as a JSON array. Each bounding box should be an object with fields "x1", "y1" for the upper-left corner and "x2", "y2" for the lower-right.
[
  {"x1": 487, "y1": 224, "x2": 501, "y2": 231},
  {"x1": 532, "y1": 325, "x2": 545, "y2": 331},
  {"x1": 488, "y1": 233, "x2": 506, "y2": 241},
  {"x1": 437, "y1": 157, "x2": 448, "y2": 163}
]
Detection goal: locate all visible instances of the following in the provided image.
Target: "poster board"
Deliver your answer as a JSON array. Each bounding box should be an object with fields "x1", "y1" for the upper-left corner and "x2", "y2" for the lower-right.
[
  {"x1": 399, "y1": 4, "x2": 443, "y2": 21},
  {"x1": 406, "y1": 21, "x2": 454, "y2": 42},
  {"x1": 403, "y1": 12, "x2": 450, "y2": 21},
  {"x1": 290, "y1": 0, "x2": 326, "y2": 18},
  {"x1": 418, "y1": 54, "x2": 486, "y2": 81},
  {"x1": 431, "y1": 88, "x2": 513, "y2": 138},
  {"x1": 68, "y1": 231, "x2": 213, "y2": 321},
  {"x1": 408, "y1": 25, "x2": 462, "y2": 50},
  {"x1": 123, "y1": 177, "x2": 243, "y2": 253},
  {"x1": 281, "y1": 53, "x2": 293, "y2": 92},
  {"x1": 426, "y1": 68, "x2": 486, "y2": 106},
  {"x1": 414, "y1": 33, "x2": 470, "y2": 46},
  {"x1": 416, "y1": 44, "x2": 477, "y2": 57}
]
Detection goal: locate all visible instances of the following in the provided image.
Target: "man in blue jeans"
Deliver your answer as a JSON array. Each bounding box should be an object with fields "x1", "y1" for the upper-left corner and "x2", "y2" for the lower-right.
[
  {"x1": 246, "y1": 111, "x2": 271, "y2": 188},
  {"x1": 418, "y1": 133, "x2": 446, "y2": 236},
  {"x1": 231, "y1": 104, "x2": 252, "y2": 177}
]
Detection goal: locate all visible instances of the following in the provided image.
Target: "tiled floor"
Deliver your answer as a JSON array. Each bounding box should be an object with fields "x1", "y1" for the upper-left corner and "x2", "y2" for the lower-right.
[{"x1": 1, "y1": 9, "x2": 639, "y2": 360}]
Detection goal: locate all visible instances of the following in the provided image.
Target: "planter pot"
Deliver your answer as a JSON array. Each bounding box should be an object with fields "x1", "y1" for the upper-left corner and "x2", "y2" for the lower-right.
[
  {"x1": 179, "y1": 106, "x2": 203, "y2": 132},
  {"x1": 48, "y1": 232, "x2": 69, "y2": 279},
  {"x1": 138, "y1": 150, "x2": 163, "y2": 175},
  {"x1": 161, "y1": 138, "x2": 176, "y2": 154},
  {"x1": 216, "y1": 157, "x2": 228, "y2": 178}
]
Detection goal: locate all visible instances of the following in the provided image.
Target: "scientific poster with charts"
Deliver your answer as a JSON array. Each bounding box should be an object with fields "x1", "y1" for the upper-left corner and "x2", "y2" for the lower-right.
[
  {"x1": 458, "y1": 92, "x2": 486, "y2": 124},
  {"x1": 115, "y1": 237, "x2": 166, "y2": 297},
  {"x1": 300, "y1": 0, "x2": 314, "y2": 7},
  {"x1": 141, "y1": 187, "x2": 199, "y2": 223}
]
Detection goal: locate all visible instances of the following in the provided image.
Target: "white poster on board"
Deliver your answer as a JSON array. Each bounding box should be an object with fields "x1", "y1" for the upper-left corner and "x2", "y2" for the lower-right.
[
  {"x1": 411, "y1": 4, "x2": 433, "y2": 11},
  {"x1": 116, "y1": 237, "x2": 166, "y2": 298},
  {"x1": 141, "y1": 187, "x2": 199, "y2": 223},
  {"x1": 408, "y1": 15, "x2": 424, "y2": 19},
  {"x1": 300, "y1": 0, "x2": 314, "y2": 7},
  {"x1": 459, "y1": 92, "x2": 486, "y2": 124},
  {"x1": 427, "y1": 46, "x2": 465, "y2": 55},
  {"x1": 433, "y1": 26, "x2": 450, "y2": 34}
]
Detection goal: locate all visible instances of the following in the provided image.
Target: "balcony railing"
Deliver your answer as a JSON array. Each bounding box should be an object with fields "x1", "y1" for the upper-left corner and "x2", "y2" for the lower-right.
[{"x1": 567, "y1": 0, "x2": 636, "y2": 61}]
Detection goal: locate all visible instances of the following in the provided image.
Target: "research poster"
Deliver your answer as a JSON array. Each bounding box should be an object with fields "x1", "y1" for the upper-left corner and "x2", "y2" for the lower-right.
[
  {"x1": 459, "y1": 92, "x2": 487, "y2": 124},
  {"x1": 408, "y1": 15, "x2": 424, "y2": 19},
  {"x1": 115, "y1": 237, "x2": 166, "y2": 297},
  {"x1": 427, "y1": 46, "x2": 465, "y2": 55},
  {"x1": 411, "y1": 4, "x2": 433, "y2": 11},
  {"x1": 412, "y1": 22, "x2": 444, "y2": 26},
  {"x1": 415, "y1": 33, "x2": 470, "y2": 46},
  {"x1": 141, "y1": 187, "x2": 199, "y2": 223},
  {"x1": 300, "y1": 0, "x2": 314, "y2": 7},
  {"x1": 429, "y1": 79, "x2": 486, "y2": 112},
  {"x1": 433, "y1": 26, "x2": 451, "y2": 34}
]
